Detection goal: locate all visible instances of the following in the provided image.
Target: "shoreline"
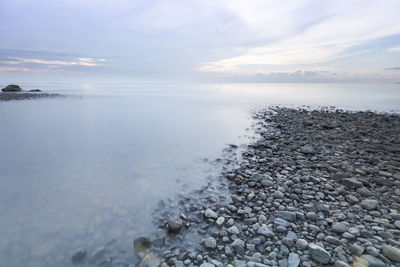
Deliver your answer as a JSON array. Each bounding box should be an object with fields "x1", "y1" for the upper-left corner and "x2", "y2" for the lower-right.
[
  {"x1": 0, "y1": 92, "x2": 65, "y2": 101},
  {"x1": 135, "y1": 107, "x2": 400, "y2": 267}
]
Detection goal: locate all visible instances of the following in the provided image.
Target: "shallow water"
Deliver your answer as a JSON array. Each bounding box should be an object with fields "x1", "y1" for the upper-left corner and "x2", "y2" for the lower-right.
[{"x1": 0, "y1": 83, "x2": 399, "y2": 266}]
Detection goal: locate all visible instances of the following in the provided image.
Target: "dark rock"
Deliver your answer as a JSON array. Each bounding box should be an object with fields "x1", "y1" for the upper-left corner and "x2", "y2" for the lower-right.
[
  {"x1": 1, "y1": 84, "x2": 22, "y2": 92},
  {"x1": 167, "y1": 217, "x2": 183, "y2": 234},
  {"x1": 71, "y1": 248, "x2": 87, "y2": 264}
]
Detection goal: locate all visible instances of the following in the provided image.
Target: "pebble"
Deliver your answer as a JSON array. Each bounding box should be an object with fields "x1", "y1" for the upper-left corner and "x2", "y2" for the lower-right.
[
  {"x1": 381, "y1": 244, "x2": 400, "y2": 262},
  {"x1": 288, "y1": 252, "x2": 300, "y2": 267},
  {"x1": 204, "y1": 237, "x2": 217, "y2": 249},
  {"x1": 308, "y1": 244, "x2": 331, "y2": 264},
  {"x1": 331, "y1": 222, "x2": 348, "y2": 234},
  {"x1": 216, "y1": 217, "x2": 225, "y2": 226},
  {"x1": 205, "y1": 209, "x2": 218, "y2": 219},
  {"x1": 360, "y1": 199, "x2": 379, "y2": 210},
  {"x1": 295, "y1": 239, "x2": 308, "y2": 250}
]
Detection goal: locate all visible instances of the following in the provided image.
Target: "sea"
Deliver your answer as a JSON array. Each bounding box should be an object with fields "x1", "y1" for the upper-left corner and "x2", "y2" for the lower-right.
[{"x1": 0, "y1": 82, "x2": 399, "y2": 266}]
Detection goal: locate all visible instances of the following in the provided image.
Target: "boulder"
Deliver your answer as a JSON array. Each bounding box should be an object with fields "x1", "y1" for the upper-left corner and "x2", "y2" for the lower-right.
[{"x1": 1, "y1": 84, "x2": 22, "y2": 92}]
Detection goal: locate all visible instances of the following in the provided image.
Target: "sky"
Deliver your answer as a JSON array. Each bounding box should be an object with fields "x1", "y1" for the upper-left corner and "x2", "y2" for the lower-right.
[{"x1": 1, "y1": 0, "x2": 400, "y2": 83}]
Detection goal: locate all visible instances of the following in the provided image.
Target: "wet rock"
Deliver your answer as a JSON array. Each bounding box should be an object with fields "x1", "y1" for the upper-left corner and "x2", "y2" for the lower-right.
[
  {"x1": 134, "y1": 236, "x2": 151, "y2": 256},
  {"x1": 90, "y1": 247, "x2": 106, "y2": 263},
  {"x1": 71, "y1": 248, "x2": 87, "y2": 264},
  {"x1": 139, "y1": 253, "x2": 161, "y2": 267},
  {"x1": 167, "y1": 217, "x2": 183, "y2": 234},
  {"x1": 360, "y1": 199, "x2": 379, "y2": 210},
  {"x1": 308, "y1": 243, "x2": 331, "y2": 264},
  {"x1": 381, "y1": 244, "x2": 400, "y2": 262}
]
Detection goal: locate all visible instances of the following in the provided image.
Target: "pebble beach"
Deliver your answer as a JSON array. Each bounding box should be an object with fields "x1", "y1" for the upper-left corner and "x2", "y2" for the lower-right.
[{"x1": 130, "y1": 107, "x2": 400, "y2": 267}]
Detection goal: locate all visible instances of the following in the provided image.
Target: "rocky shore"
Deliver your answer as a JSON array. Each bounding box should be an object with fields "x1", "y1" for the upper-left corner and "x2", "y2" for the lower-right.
[
  {"x1": 0, "y1": 84, "x2": 63, "y2": 101},
  {"x1": 131, "y1": 107, "x2": 400, "y2": 267}
]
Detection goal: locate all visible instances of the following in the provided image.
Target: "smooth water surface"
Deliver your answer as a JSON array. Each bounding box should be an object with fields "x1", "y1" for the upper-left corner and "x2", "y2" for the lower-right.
[{"x1": 0, "y1": 83, "x2": 399, "y2": 266}]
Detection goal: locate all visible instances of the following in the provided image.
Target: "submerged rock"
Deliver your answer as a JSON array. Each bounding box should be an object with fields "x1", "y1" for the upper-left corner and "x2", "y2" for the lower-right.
[{"x1": 71, "y1": 248, "x2": 87, "y2": 264}]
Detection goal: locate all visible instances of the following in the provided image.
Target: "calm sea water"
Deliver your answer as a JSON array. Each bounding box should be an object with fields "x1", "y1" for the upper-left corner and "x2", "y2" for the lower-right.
[{"x1": 0, "y1": 83, "x2": 399, "y2": 266}]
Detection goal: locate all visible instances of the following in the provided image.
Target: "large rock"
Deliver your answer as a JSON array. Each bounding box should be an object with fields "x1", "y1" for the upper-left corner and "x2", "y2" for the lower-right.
[
  {"x1": 360, "y1": 199, "x2": 379, "y2": 210},
  {"x1": 167, "y1": 217, "x2": 183, "y2": 234},
  {"x1": 1, "y1": 84, "x2": 22, "y2": 92},
  {"x1": 382, "y1": 245, "x2": 400, "y2": 262},
  {"x1": 308, "y1": 243, "x2": 331, "y2": 264}
]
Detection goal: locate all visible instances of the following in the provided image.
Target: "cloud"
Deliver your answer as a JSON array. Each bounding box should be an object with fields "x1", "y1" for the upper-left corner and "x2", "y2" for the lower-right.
[
  {"x1": 388, "y1": 46, "x2": 400, "y2": 52},
  {"x1": 8, "y1": 57, "x2": 105, "y2": 67},
  {"x1": 0, "y1": 66, "x2": 31, "y2": 72},
  {"x1": 384, "y1": 66, "x2": 400, "y2": 71},
  {"x1": 200, "y1": 1, "x2": 400, "y2": 72}
]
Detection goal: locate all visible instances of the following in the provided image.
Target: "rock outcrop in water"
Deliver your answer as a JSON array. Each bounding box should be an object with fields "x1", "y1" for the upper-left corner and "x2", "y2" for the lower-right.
[
  {"x1": 1, "y1": 84, "x2": 22, "y2": 92},
  {"x1": 141, "y1": 107, "x2": 400, "y2": 267}
]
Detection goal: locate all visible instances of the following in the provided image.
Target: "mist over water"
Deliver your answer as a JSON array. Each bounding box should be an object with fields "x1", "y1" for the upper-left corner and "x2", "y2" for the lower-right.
[{"x1": 0, "y1": 83, "x2": 399, "y2": 266}]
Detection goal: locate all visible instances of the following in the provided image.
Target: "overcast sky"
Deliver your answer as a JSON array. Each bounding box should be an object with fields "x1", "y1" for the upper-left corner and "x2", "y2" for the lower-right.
[{"x1": 1, "y1": 0, "x2": 400, "y2": 83}]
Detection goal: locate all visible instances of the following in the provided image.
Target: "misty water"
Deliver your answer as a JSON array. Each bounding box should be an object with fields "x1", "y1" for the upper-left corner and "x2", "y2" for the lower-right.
[{"x1": 0, "y1": 83, "x2": 399, "y2": 267}]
